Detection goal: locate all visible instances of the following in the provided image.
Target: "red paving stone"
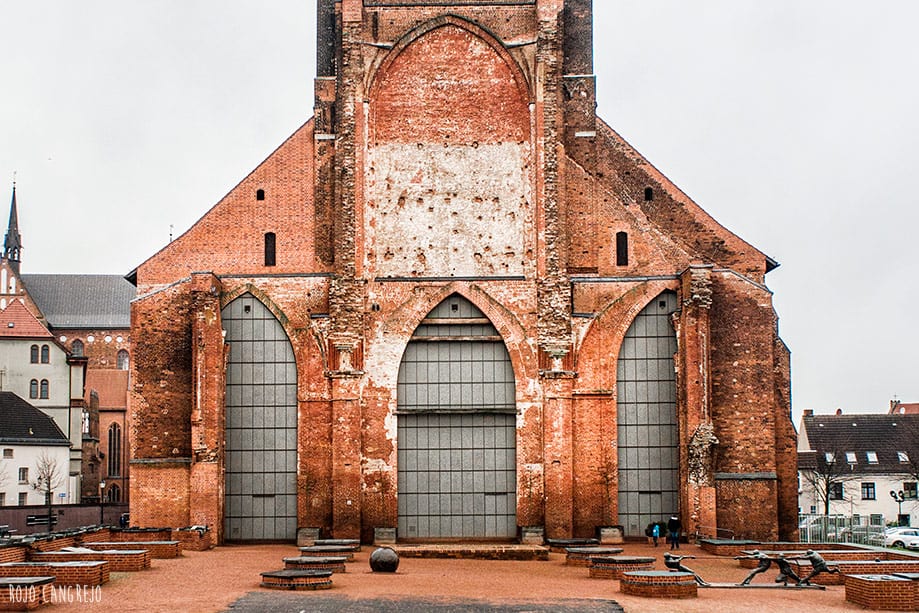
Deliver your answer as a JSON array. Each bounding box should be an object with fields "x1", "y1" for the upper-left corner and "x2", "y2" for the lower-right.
[{"x1": 46, "y1": 541, "x2": 865, "y2": 612}]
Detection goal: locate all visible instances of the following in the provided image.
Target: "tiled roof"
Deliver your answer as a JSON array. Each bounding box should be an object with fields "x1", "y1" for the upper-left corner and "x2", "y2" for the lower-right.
[
  {"x1": 0, "y1": 391, "x2": 70, "y2": 445},
  {"x1": 21, "y1": 274, "x2": 134, "y2": 329},
  {"x1": 84, "y1": 369, "x2": 129, "y2": 409},
  {"x1": 0, "y1": 300, "x2": 53, "y2": 338},
  {"x1": 800, "y1": 413, "x2": 919, "y2": 474},
  {"x1": 890, "y1": 402, "x2": 919, "y2": 415}
]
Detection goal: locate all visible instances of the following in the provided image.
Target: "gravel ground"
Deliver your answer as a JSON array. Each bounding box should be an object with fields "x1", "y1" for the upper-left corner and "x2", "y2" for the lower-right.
[{"x1": 44, "y1": 541, "x2": 866, "y2": 613}]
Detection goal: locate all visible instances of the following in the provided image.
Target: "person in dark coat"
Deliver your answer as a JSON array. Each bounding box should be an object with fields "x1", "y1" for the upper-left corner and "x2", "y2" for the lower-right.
[{"x1": 666, "y1": 515, "x2": 682, "y2": 549}]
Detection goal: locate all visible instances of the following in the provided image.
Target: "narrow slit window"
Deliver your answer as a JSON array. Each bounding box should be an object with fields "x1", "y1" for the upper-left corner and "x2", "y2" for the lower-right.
[
  {"x1": 264, "y1": 232, "x2": 276, "y2": 266},
  {"x1": 256, "y1": 189, "x2": 265, "y2": 201},
  {"x1": 644, "y1": 187, "x2": 654, "y2": 201},
  {"x1": 616, "y1": 231, "x2": 629, "y2": 266}
]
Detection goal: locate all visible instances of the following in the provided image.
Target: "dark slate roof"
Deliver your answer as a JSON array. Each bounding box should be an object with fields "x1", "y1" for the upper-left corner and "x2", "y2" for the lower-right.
[
  {"x1": 0, "y1": 391, "x2": 70, "y2": 445},
  {"x1": 21, "y1": 274, "x2": 134, "y2": 329},
  {"x1": 800, "y1": 413, "x2": 919, "y2": 474}
]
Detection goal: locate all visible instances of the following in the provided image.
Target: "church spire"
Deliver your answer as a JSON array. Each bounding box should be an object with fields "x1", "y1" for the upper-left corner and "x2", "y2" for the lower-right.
[{"x1": 4, "y1": 182, "x2": 22, "y2": 274}]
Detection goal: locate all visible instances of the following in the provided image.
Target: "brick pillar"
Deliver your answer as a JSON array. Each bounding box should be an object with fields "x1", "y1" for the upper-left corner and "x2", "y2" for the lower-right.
[
  {"x1": 188, "y1": 272, "x2": 225, "y2": 541},
  {"x1": 330, "y1": 369, "x2": 362, "y2": 539},
  {"x1": 676, "y1": 265, "x2": 717, "y2": 539},
  {"x1": 541, "y1": 351, "x2": 576, "y2": 538}
]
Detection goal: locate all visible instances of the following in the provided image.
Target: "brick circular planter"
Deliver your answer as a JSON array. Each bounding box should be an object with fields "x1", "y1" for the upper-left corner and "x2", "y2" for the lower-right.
[
  {"x1": 297, "y1": 545, "x2": 357, "y2": 561},
  {"x1": 565, "y1": 547, "x2": 625, "y2": 566},
  {"x1": 283, "y1": 556, "x2": 348, "y2": 573},
  {"x1": 620, "y1": 571, "x2": 698, "y2": 599},
  {"x1": 259, "y1": 569, "x2": 333, "y2": 590},
  {"x1": 589, "y1": 556, "x2": 656, "y2": 579}
]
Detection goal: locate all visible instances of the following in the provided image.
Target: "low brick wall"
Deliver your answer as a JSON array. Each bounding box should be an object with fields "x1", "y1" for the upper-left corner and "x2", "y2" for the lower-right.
[
  {"x1": 0, "y1": 577, "x2": 55, "y2": 611},
  {"x1": 0, "y1": 547, "x2": 27, "y2": 564},
  {"x1": 798, "y1": 560, "x2": 919, "y2": 586},
  {"x1": 620, "y1": 571, "x2": 697, "y2": 599},
  {"x1": 81, "y1": 541, "x2": 180, "y2": 559},
  {"x1": 845, "y1": 574, "x2": 918, "y2": 611},
  {"x1": 28, "y1": 550, "x2": 151, "y2": 572},
  {"x1": 170, "y1": 529, "x2": 212, "y2": 551},
  {"x1": 589, "y1": 556, "x2": 655, "y2": 580},
  {"x1": 27, "y1": 537, "x2": 78, "y2": 553},
  {"x1": 698, "y1": 540, "x2": 761, "y2": 557},
  {"x1": 106, "y1": 529, "x2": 172, "y2": 542},
  {"x1": 738, "y1": 549, "x2": 914, "y2": 568},
  {"x1": 0, "y1": 562, "x2": 108, "y2": 586}
]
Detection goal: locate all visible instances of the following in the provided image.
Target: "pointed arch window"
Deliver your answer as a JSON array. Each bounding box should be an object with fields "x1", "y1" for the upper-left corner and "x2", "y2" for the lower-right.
[
  {"x1": 117, "y1": 349, "x2": 129, "y2": 370},
  {"x1": 30, "y1": 345, "x2": 39, "y2": 363},
  {"x1": 71, "y1": 339, "x2": 84, "y2": 357},
  {"x1": 40, "y1": 345, "x2": 49, "y2": 364},
  {"x1": 108, "y1": 423, "x2": 122, "y2": 477}
]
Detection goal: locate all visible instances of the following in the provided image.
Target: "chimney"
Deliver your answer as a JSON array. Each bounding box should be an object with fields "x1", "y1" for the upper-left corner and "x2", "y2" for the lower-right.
[
  {"x1": 835, "y1": 408, "x2": 843, "y2": 415},
  {"x1": 803, "y1": 409, "x2": 813, "y2": 417}
]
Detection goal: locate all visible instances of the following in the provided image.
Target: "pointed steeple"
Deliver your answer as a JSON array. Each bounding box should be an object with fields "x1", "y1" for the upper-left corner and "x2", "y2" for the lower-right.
[{"x1": 4, "y1": 182, "x2": 22, "y2": 274}]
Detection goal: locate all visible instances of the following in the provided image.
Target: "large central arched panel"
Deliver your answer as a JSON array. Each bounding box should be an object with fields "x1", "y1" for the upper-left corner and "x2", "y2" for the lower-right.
[
  {"x1": 222, "y1": 294, "x2": 297, "y2": 541},
  {"x1": 397, "y1": 295, "x2": 517, "y2": 539},
  {"x1": 617, "y1": 292, "x2": 680, "y2": 537},
  {"x1": 367, "y1": 22, "x2": 532, "y2": 278}
]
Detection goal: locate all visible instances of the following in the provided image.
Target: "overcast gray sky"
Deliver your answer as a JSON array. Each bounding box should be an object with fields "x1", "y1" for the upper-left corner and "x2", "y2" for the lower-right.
[{"x1": 1, "y1": 2, "x2": 916, "y2": 419}]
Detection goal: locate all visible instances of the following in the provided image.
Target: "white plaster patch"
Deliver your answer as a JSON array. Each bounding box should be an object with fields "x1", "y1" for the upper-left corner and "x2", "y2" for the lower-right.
[{"x1": 367, "y1": 142, "x2": 531, "y2": 277}]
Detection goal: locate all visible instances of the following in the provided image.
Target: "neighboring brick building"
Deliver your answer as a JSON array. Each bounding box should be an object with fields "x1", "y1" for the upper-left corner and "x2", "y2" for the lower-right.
[{"x1": 129, "y1": 1, "x2": 796, "y2": 543}]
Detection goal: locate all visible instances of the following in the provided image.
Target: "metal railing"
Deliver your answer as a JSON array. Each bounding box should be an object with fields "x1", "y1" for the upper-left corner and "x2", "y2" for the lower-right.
[{"x1": 798, "y1": 513, "x2": 887, "y2": 545}]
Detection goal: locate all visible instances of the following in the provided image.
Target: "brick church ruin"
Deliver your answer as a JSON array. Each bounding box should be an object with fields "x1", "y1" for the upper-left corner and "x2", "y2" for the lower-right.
[{"x1": 128, "y1": 1, "x2": 797, "y2": 544}]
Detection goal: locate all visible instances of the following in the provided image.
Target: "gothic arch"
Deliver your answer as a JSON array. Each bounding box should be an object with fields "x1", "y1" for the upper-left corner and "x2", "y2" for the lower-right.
[
  {"x1": 366, "y1": 15, "x2": 531, "y2": 103},
  {"x1": 575, "y1": 279, "x2": 680, "y2": 392}
]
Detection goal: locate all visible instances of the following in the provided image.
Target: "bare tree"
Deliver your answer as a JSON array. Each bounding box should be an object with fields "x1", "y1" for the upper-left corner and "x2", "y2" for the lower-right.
[
  {"x1": 30, "y1": 451, "x2": 65, "y2": 527},
  {"x1": 800, "y1": 439, "x2": 860, "y2": 517}
]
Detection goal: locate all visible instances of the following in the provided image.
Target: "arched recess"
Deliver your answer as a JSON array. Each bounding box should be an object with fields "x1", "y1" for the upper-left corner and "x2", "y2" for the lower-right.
[
  {"x1": 365, "y1": 17, "x2": 534, "y2": 279},
  {"x1": 616, "y1": 291, "x2": 680, "y2": 537},
  {"x1": 222, "y1": 292, "x2": 298, "y2": 541},
  {"x1": 396, "y1": 293, "x2": 518, "y2": 539}
]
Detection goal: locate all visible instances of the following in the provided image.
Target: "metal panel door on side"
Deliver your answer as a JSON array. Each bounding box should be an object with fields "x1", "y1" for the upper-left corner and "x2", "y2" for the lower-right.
[
  {"x1": 223, "y1": 294, "x2": 297, "y2": 541},
  {"x1": 616, "y1": 291, "x2": 679, "y2": 538},
  {"x1": 397, "y1": 294, "x2": 517, "y2": 539}
]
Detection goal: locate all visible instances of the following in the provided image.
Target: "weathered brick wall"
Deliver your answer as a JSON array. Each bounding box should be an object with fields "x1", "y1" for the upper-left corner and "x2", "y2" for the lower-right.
[
  {"x1": 127, "y1": 0, "x2": 793, "y2": 543},
  {"x1": 55, "y1": 327, "x2": 129, "y2": 370},
  {"x1": 28, "y1": 550, "x2": 150, "y2": 572},
  {"x1": 0, "y1": 561, "x2": 108, "y2": 586}
]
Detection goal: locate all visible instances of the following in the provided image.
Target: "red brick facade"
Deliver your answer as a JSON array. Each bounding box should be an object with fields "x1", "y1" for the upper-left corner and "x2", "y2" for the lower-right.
[{"x1": 129, "y1": 1, "x2": 795, "y2": 544}]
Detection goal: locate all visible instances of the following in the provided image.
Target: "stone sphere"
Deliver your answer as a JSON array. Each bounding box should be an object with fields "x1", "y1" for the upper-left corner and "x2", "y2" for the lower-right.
[{"x1": 369, "y1": 546, "x2": 400, "y2": 573}]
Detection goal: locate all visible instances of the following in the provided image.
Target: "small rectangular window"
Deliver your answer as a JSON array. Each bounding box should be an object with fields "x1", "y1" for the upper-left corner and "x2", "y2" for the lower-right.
[
  {"x1": 264, "y1": 232, "x2": 276, "y2": 267},
  {"x1": 18, "y1": 492, "x2": 27, "y2": 506},
  {"x1": 865, "y1": 451, "x2": 878, "y2": 464},
  {"x1": 2, "y1": 448, "x2": 12, "y2": 459},
  {"x1": 0, "y1": 492, "x2": 5, "y2": 506},
  {"x1": 861, "y1": 482, "x2": 876, "y2": 500},
  {"x1": 845, "y1": 451, "x2": 857, "y2": 464},
  {"x1": 904, "y1": 482, "x2": 918, "y2": 500},
  {"x1": 829, "y1": 482, "x2": 843, "y2": 500},
  {"x1": 18, "y1": 467, "x2": 28, "y2": 483}
]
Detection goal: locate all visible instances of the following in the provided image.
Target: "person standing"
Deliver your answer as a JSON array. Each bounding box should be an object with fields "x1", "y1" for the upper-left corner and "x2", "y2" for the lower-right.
[
  {"x1": 667, "y1": 515, "x2": 682, "y2": 549},
  {"x1": 651, "y1": 523, "x2": 660, "y2": 546}
]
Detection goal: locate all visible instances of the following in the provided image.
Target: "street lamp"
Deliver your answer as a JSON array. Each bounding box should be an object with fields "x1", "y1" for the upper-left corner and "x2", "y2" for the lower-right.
[
  {"x1": 890, "y1": 490, "x2": 906, "y2": 526},
  {"x1": 99, "y1": 480, "x2": 106, "y2": 526}
]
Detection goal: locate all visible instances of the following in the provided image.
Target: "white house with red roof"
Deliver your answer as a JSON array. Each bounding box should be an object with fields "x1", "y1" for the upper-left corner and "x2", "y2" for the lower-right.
[{"x1": 0, "y1": 299, "x2": 85, "y2": 498}]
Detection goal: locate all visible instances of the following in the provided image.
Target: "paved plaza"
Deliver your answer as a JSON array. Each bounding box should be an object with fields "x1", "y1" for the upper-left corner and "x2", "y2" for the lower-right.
[{"x1": 44, "y1": 541, "x2": 865, "y2": 612}]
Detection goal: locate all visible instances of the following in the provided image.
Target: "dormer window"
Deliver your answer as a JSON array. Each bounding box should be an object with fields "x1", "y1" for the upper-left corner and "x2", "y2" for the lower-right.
[
  {"x1": 899, "y1": 451, "x2": 910, "y2": 463},
  {"x1": 866, "y1": 451, "x2": 878, "y2": 464},
  {"x1": 845, "y1": 452, "x2": 857, "y2": 464},
  {"x1": 825, "y1": 452, "x2": 836, "y2": 464}
]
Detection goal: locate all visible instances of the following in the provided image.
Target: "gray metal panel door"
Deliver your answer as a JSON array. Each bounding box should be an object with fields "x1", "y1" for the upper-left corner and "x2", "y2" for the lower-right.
[
  {"x1": 616, "y1": 292, "x2": 679, "y2": 537},
  {"x1": 223, "y1": 294, "x2": 297, "y2": 541},
  {"x1": 397, "y1": 295, "x2": 517, "y2": 539}
]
